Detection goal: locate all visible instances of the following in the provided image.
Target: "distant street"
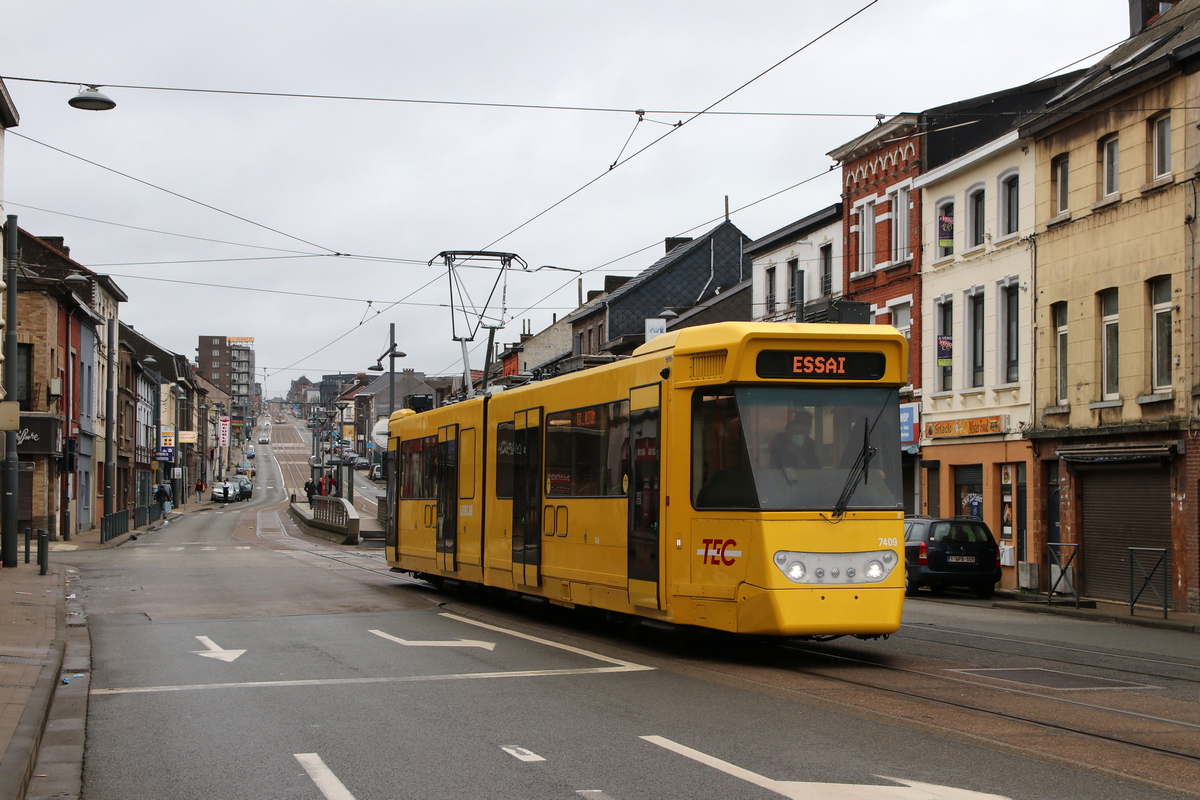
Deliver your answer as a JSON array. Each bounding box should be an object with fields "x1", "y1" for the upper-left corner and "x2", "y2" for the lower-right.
[{"x1": 56, "y1": 422, "x2": 1200, "y2": 800}]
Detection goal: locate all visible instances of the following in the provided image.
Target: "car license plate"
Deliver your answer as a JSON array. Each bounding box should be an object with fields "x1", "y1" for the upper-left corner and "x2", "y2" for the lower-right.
[{"x1": 948, "y1": 556, "x2": 975, "y2": 563}]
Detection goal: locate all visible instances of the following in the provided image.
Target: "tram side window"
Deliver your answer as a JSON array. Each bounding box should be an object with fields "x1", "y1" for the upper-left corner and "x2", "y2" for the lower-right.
[
  {"x1": 545, "y1": 401, "x2": 630, "y2": 497},
  {"x1": 495, "y1": 421, "x2": 515, "y2": 498},
  {"x1": 399, "y1": 435, "x2": 438, "y2": 499},
  {"x1": 692, "y1": 392, "x2": 757, "y2": 509}
]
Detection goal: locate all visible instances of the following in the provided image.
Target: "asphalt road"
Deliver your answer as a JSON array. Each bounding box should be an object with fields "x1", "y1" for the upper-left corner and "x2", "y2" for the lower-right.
[{"x1": 57, "y1": 436, "x2": 1196, "y2": 800}]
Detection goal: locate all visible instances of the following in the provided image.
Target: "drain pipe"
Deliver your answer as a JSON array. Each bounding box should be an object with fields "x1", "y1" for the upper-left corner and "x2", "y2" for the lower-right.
[{"x1": 695, "y1": 239, "x2": 715, "y2": 304}]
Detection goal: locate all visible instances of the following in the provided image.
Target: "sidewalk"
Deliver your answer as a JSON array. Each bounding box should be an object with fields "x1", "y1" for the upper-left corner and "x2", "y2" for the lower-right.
[
  {"x1": 991, "y1": 587, "x2": 1200, "y2": 634},
  {"x1": 0, "y1": 499, "x2": 211, "y2": 800}
]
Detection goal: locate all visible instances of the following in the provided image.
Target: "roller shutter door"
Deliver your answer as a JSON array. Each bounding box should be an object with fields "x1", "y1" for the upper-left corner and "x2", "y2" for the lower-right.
[{"x1": 1079, "y1": 468, "x2": 1170, "y2": 603}]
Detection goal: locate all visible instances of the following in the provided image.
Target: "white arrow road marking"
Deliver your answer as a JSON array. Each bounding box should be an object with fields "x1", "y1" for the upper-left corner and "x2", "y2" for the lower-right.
[
  {"x1": 369, "y1": 629, "x2": 496, "y2": 650},
  {"x1": 501, "y1": 745, "x2": 545, "y2": 762},
  {"x1": 577, "y1": 791, "x2": 617, "y2": 800},
  {"x1": 641, "y1": 736, "x2": 1012, "y2": 800},
  {"x1": 191, "y1": 636, "x2": 247, "y2": 662},
  {"x1": 294, "y1": 753, "x2": 357, "y2": 800}
]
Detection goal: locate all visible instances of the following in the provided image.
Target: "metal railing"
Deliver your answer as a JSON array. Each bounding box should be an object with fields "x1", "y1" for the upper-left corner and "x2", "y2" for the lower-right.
[
  {"x1": 1047, "y1": 542, "x2": 1080, "y2": 608},
  {"x1": 1129, "y1": 547, "x2": 1169, "y2": 619},
  {"x1": 100, "y1": 510, "x2": 129, "y2": 543}
]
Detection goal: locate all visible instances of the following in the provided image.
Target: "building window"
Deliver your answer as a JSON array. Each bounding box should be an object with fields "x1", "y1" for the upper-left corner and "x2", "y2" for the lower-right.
[
  {"x1": 1002, "y1": 284, "x2": 1019, "y2": 383},
  {"x1": 212, "y1": 349, "x2": 220, "y2": 356},
  {"x1": 1052, "y1": 155, "x2": 1069, "y2": 215},
  {"x1": 891, "y1": 302, "x2": 911, "y2": 341},
  {"x1": 1153, "y1": 115, "x2": 1171, "y2": 179},
  {"x1": 937, "y1": 201, "x2": 955, "y2": 258},
  {"x1": 1150, "y1": 276, "x2": 1172, "y2": 391},
  {"x1": 765, "y1": 266, "x2": 776, "y2": 315},
  {"x1": 819, "y1": 244, "x2": 833, "y2": 295},
  {"x1": 1100, "y1": 289, "x2": 1119, "y2": 400},
  {"x1": 1000, "y1": 173, "x2": 1019, "y2": 236},
  {"x1": 939, "y1": 299, "x2": 953, "y2": 392},
  {"x1": 968, "y1": 187, "x2": 986, "y2": 248},
  {"x1": 889, "y1": 187, "x2": 909, "y2": 262},
  {"x1": 1101, "y1": 136, "x2": 1119, "y2": 198},
  {"x1": 858, "y1": 201, "x2": 876, "y2": 272},
  {"x1": 969, "y1": 292, "x2": 985, "y2": 388},
  {"x1": 787, "y1": 258, "x2": 802, "y2": 307}
]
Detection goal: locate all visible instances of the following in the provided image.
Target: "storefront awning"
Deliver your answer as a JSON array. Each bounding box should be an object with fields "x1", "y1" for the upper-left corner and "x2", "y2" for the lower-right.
[{"x1": 1055, "y1": 441, "x2": 1180, "y2": 464}]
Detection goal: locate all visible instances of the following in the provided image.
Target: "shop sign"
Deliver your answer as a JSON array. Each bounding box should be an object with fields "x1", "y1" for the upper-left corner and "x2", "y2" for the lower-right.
[
  {"x1": 16, "y1": 416, "x2": 63, "y2": 456},
  {"x1": 160, "y1": 429, "x2": 176, "y2": 449},
  {"x1": 156, "y1": 446, "x2": 175, "y2": 462},
  {"x1": 925, "y1": 415, "x2": 1004, "y2": 439},
  {"x1": 899, "y1": 402, "x2": 920, "y2": 444},
  {"x1": 218, "y1": 416, "x2": 230, "y2": 447},
  {"x1": 178, "y1": 431, "x2": 198, "y2": 444},
  {"x1": 938, "y1": 213, "x2": 954, "y2": 249}
]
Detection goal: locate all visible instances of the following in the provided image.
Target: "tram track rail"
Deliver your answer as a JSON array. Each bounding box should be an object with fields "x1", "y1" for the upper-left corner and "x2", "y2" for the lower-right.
[
  {"x1": 781, "y1": 641, "x2": 1200, "y2": 766},
  {"x1": 895, "y1": 623, "x2": 1200, "y2": 686}
]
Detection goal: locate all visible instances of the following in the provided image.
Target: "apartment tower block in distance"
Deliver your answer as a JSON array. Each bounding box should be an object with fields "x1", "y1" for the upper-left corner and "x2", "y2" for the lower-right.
[{"x1": 196, "y1": 336, "x2": 255, "y2": 444}]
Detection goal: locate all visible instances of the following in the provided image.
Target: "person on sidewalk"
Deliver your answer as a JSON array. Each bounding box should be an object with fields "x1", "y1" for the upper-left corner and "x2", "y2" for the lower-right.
[
  {"x1": 304, "y1": 479, "x2": 315, "y2": 507},
  {"x1": 154, "y1": 483, "x2": 172, "y2": 514},
  {"x1": 194, "y1": 478, "x2": 205, "y2": 504}
]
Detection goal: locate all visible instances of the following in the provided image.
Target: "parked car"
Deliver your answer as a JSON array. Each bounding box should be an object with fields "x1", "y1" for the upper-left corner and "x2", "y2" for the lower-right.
[
  {"x1": 211, "y1": 480, "x2": 237, "y2": 503},
  {"x1": 230, "y1": 474, "x2": 253, "y2": 501},
  {"x1": 369, "y1": 464, "x2": 384, "y2": 481},
  {"x1": 235, "y1": 461, "x2": 253, "y2": 474},
  {"x1": 903, "y1": 516, "x2": 1001, "y2": 599},
  {"x1": 258, "y1": 435, "x2": 269, "y2": 444},
  {"x1": 352, "y1": 456, "x2": 371, "y2": 470}
]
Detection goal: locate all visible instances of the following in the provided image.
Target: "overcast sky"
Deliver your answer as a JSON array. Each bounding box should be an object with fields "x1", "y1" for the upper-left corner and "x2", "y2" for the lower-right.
[{"x1": 2, "y1": 1, "x2": 1129, "y2": 397}]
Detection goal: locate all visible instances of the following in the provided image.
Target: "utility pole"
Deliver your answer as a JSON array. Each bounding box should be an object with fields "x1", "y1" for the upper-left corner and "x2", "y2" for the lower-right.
[{"x1": 2, "y1": 216, "x2": 17, "y2": 567}]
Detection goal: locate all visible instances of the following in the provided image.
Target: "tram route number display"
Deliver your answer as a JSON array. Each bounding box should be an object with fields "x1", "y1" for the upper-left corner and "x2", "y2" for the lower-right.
[{"x1": 756, "y1": 350, "x2": 886, "y2": 380}]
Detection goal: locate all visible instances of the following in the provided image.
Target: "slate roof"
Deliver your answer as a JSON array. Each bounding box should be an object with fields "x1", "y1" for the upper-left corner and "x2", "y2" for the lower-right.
[
  {"x1": 1020, "y1": 0, "x2": 1200, "y2": 136},
  {"x1": 745, "y1": 205, "x2": 841, "y2": 258}
]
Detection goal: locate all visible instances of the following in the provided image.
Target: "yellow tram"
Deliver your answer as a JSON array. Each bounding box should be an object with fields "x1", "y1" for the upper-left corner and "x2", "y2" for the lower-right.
[{"x1": 386, "y1": 321, "x2": 909, "y2": 637}]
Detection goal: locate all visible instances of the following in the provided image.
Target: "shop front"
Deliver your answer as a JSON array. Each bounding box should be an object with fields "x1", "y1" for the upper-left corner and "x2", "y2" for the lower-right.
[{"x1": 920, "y1": 414, "x2": 1032, "y2": 590}]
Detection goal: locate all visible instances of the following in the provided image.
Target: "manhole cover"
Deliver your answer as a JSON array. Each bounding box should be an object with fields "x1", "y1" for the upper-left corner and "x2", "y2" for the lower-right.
[{"x1": 952, "y1": 667, "x2": 1152, "y2": 690}]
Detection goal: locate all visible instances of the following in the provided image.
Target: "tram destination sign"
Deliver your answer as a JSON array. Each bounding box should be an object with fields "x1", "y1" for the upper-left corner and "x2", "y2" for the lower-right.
[{"x1": 756, "y1": 350, "x2": 886, "y2": 380}]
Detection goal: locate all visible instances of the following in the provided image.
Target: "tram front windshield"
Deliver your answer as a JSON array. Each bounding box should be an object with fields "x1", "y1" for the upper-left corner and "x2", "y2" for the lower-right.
[{"x1": 691, "y1": 386, "x2": 903, "y2": 511}]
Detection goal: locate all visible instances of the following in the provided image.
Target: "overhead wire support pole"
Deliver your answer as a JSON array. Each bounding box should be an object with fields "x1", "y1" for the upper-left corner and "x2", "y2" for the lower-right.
[
  {"x1": 2, "y1": 216, "x2": 16, "y2": 568},
  {"x1": 429, "y1": 250, "x2": 527, "y2": 398}
]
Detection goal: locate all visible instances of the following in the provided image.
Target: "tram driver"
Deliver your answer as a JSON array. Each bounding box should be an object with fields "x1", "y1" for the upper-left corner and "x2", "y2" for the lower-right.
[{"x1": 768, "y1": 409, "x2": 820, "y2": 470}]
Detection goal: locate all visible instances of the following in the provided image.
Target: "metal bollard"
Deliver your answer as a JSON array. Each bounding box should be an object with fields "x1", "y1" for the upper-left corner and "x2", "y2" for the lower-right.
[
  {"x1": 24, "y1": 528, "x2": 31, "y2": 564},
  {"x1": 37, "y1": 530, "x2": 49, "y2": 575}
]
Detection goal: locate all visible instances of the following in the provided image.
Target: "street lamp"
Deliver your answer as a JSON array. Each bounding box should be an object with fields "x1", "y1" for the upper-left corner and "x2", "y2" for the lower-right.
[
  {"x1": 68, "y1": 86, "x2": 117, "y2": 111},
  {"x1": 367, "y1": 322, "x2": 406, "y2": 417}
]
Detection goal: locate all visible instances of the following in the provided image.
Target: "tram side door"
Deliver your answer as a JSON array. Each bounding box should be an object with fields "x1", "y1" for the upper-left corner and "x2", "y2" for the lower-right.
[
  {"x1": 511, "y1": 408, "x2": 543, "y2": 588},
  {"x1": 435, "y1": 424, "x2": 459, "y2": 573},
  {"x1": 628, "y1": 384, "x2": 661, "y2": 609}
]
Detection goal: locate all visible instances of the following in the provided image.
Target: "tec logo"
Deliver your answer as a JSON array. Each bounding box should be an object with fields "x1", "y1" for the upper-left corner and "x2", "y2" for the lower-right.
[{"x1": 697, "y1": 539, "x2": 741, "y2": 565}]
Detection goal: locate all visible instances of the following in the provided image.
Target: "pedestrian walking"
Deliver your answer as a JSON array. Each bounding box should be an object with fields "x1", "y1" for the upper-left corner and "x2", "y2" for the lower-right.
[
  {"x1": 304, "y1": 479, "x2": 315, "y2": 507},
  {"x1": 154, "y1": 483, "x2": 172, "y2": 514},
  {"x1": 194, "y1": 478, "x2": 205, "y2": 504}
]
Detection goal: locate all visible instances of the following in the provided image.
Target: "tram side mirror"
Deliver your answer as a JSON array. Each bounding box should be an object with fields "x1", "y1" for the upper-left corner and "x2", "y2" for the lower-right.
[{"x1": 660, "y1": 367, "x2": 670, "y2": 380}]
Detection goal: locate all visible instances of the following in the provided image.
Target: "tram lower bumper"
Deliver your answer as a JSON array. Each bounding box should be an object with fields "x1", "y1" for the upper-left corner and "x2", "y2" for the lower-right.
[{"x1": 736, "y1": 583, "x2": 903, "y2": 637}]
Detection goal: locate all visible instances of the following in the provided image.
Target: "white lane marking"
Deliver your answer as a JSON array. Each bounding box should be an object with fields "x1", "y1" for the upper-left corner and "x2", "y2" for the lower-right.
[
  {"x1": 501, "y1": 745, "x2": 545, "y2": 762},
  {"x1": 91, "y1": 665, "x2": 648, "y2": 695},
  {"x1": 167, "y1": 547, "x2": 184, "y2": 551},
  {"x1": 294, "y1": 753, "x2": 357, "y2": 800},
  {"x1": 191, "y1": 635, "x2": 247, "y2": 662},
  {"x1": 235, "y1": 546, "x2": 251, "y2": 550},
  {"x1": 370, "y1": 629, "x2": 496, "y2": 651},
  {"x1": 202, "y1": 547, "x2": 217, "y2": 551},
  {"x1": 577, "y1": 792, "x2": 617, "y2": 800},
  {"x1": 640, "y1": 736, "x2": 1011, "y2": 800},
  {"x1": 441, "y1": 613, "x2": 650, "y2": 669}
]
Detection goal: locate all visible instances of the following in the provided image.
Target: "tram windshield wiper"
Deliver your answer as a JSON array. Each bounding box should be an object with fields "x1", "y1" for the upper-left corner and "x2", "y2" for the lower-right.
[{"x1": 833, "y1": 416, "x2": 875, "y2": 518}]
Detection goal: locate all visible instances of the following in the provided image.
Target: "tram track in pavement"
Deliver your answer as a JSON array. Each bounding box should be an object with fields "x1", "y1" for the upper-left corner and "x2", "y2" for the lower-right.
[
  {"x1": 894, "y1": 623, "x2": 1200, "y2": 686},
  {"x1": 269, "y1": 417, "x2": 381, "y2": 519},
  {"x1": 780, "y1": 641, "x2": 1200, "y2": 766}
]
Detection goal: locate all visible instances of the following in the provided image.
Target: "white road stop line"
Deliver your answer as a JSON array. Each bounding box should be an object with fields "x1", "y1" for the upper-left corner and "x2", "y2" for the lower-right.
[{"x1": 294, "y1": 753, "x2": 357, "y2": 800}]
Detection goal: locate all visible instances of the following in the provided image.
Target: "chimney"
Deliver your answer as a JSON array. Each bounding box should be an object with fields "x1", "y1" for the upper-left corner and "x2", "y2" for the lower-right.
[
  {"x1": 1131, "y1": 0, "x2": 1177, "y2": 35},
  {"x1": 665, "y1": 237, "x2": 693, "y2": 253},
  {"x1": 587, "y1": 289, "x2": 603, "y2": 303},
  {"x1": 39, "y1": 236, "x2": 69, "y2": 257}
]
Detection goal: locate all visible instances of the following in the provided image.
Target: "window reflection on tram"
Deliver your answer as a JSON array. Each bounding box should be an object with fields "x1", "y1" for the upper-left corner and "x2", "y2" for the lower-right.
[{"x1": 691, "y1": 386, "x2": 902, "y2": 511}]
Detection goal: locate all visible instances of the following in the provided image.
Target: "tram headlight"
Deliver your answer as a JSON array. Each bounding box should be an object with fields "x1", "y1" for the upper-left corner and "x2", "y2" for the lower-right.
[{"x1": 772, "y1": 549, "x2": 899, "y2": 585}]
